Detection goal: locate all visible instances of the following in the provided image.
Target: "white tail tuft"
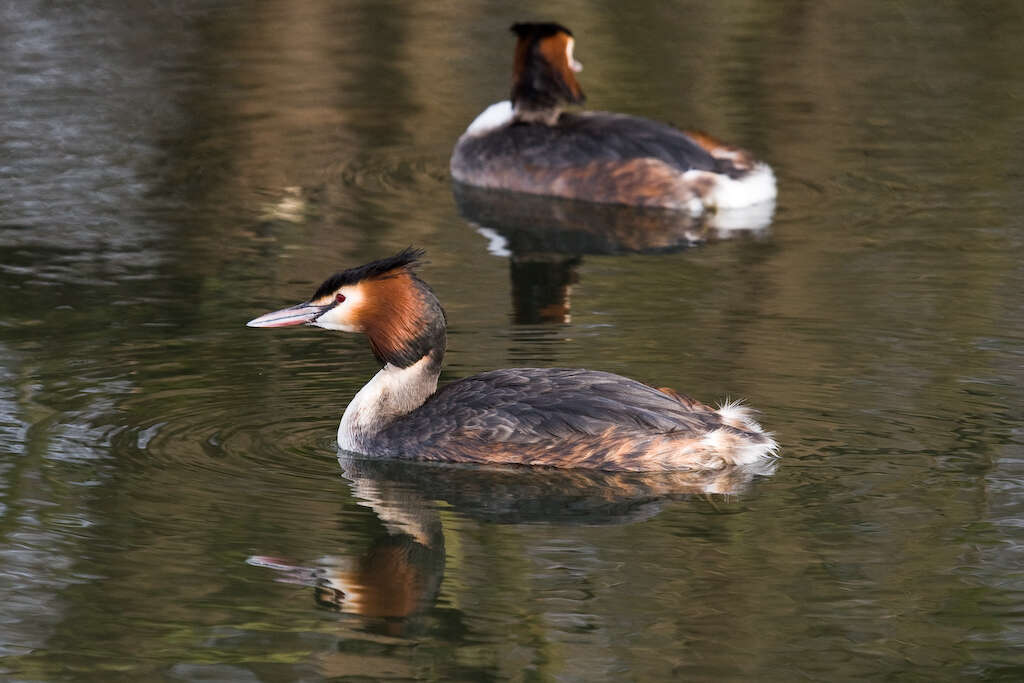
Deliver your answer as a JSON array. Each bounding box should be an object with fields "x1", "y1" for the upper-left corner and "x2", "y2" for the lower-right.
[
  {"x1": 716, "y1": 398, "x2": 766, "y2": 430},
  {"x1": 713, "y1": 399, "x2": 780, "y2": 464},
  {"x1": 685, "y1": 163, "x2": 777, "y2": 210}
]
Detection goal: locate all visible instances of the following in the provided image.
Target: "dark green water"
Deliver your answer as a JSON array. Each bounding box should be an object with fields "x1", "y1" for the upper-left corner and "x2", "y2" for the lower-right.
[{"x1": 2, "y1": 1, "x2": 1023, "y2": 680}]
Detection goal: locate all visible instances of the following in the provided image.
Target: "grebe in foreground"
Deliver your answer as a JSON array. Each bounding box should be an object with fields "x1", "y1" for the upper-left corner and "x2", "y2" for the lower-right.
[
  {"x1": 451, "y1": 22, "x2": 776, "y2": 213},
  {"x1": 247, "y1": 249, "x2": 777, "y2": 472}
]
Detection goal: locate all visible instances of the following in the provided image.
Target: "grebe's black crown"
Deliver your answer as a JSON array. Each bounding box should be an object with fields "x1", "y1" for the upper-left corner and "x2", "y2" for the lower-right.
[
  {"x1": 510, "y1": 22, "x2": 573, "y2": 40},
  {"x1": 312, "y1": 247, "x2": 425, "y2": 300}
]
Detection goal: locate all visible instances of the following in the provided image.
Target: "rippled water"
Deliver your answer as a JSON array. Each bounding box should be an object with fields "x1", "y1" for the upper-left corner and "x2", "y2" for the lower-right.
[{"x1": 2, "y1": 0, "x2": 1024, "y2": 680}]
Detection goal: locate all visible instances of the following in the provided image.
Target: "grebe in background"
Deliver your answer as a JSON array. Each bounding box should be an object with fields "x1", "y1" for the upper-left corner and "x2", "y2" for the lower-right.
[
  {"x1": 248, "y1": 249, "x2": 777, "y2": 472},
  {"x1": 451, "y1": 22, "x2": 777, "y2": 213}
]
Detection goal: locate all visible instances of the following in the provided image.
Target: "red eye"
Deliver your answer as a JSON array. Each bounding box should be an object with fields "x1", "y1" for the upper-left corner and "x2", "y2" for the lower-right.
[{"x1": 335, "y1": 293, "x2": 346, "y2": 304}]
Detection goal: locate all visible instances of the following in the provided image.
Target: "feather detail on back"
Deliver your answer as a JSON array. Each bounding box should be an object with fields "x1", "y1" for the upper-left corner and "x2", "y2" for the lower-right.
[
  {"x1": 452, "y1": 112, "x2": 770, "y2": 211},
  {"x1": 372, "y1": 368, "x2": 777, "y2": 472}
]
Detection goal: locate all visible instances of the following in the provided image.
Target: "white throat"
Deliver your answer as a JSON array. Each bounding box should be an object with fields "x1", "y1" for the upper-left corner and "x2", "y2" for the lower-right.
[{"x1": 337, "y1": 355, "x2": 440, "y2": 453}]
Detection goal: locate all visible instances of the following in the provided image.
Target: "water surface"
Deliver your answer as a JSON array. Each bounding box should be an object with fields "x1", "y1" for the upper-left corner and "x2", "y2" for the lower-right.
[{"x1": 2, "y1": 0, "x2": 1023, "y2": 680}]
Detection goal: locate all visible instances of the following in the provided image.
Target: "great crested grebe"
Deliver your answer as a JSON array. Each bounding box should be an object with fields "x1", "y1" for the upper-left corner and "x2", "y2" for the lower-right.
[
  {"x1": 451, "y1": 22, "x2": 776, "y2": 213},
  {"x1": 247, "y1": 249, "x2": 777, "y2": 472}
]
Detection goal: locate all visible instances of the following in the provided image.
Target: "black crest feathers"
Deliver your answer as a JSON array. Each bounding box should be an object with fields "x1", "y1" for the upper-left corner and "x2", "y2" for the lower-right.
[
  {"x1": 311, "y1": 247, "x2": 425, "y2": 300},
  {"x1": 510, "y1": 22, "x2": 573, "y2": 39}
]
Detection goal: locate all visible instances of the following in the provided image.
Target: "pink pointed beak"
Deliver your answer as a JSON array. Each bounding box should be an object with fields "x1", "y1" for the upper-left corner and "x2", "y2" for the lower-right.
[{"x1": 246, "y1": 302, "x2": 328, "y2": 328}]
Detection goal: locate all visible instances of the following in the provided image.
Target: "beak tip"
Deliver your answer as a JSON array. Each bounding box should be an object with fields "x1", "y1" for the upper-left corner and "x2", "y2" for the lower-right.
[
  {"x1": 246, "y1": 316, "x2": 275, "y2": 328},
  {"x1": 246, "y1": 303, "x2": 326, "y2": 328}
]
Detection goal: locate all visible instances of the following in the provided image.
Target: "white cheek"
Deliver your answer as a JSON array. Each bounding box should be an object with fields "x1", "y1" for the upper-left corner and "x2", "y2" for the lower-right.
[
  {"x1": 315, "y1": 318, "x2": 361, "y2": 332},
  {"x1": 312, "y1": 287, "x2": 365, "y2": 332},
  {"x1": 566, "y1": 40, "x2": 582, "y2": 72}
]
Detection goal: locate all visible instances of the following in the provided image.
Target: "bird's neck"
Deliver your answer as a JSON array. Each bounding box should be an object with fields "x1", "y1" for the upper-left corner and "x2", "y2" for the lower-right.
[
  {"x1": 337, "y1": 351, "x2": 442, "y2": 453},
  {"x1": 512, "y1": 101, "x2": 562, "y2": 126},
  {"x1": 509, "y1": 38, "x2": 583, "y2": 126}
]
